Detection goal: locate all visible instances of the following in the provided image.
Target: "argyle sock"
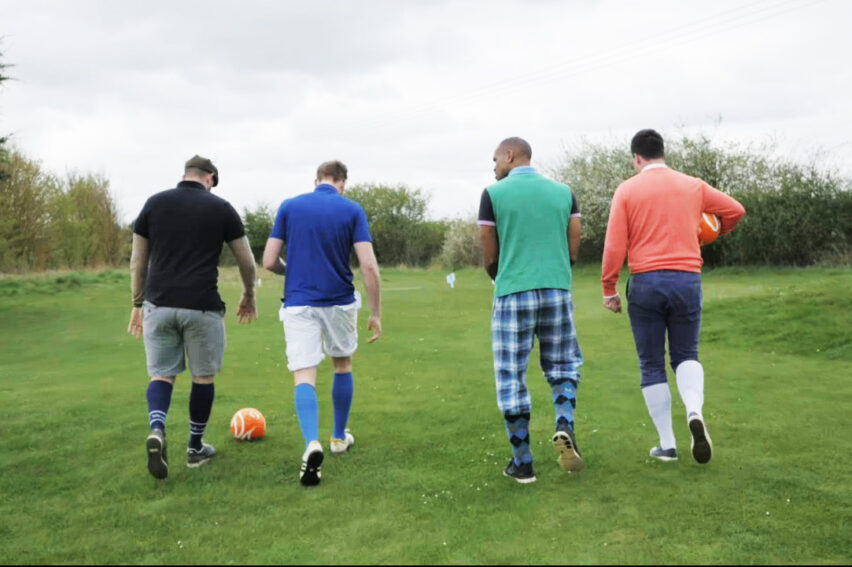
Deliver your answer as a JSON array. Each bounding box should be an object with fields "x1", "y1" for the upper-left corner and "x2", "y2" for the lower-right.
[
  {"x1": 675, "y1": 360, "x2": 705, "y2": 419},
  {"x1": 642, "y1": 383, "x2": 676, "y2": 450},
  {"x1": 504, "y1": 413, "x2": 533, "y2": 466},
  {"x1": 332, "y1": 372, "x2": 354, "y2": 439},
  {"x1": 188, "y1": 382, "x2": 215, "y2": 450},
  {"x1": 146, "y1": 380, "x2": 173, "y2": 433},
  {"x1": 550, "y1": 377, "x2": 577, "y2": 433},
  {"x1": 295, "y1": 383, "x2": 319, "y2": 449}
]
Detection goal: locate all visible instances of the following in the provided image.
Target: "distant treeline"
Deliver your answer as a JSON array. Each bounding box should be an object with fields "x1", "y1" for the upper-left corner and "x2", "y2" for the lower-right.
[
  {"x1": 552, "y1": 135, "x2": 852, "y2": 267},
  {"x1": 2, "y1": 135, "x2": 850, "y2": 275},
  {"x1": 0, "y1": 151, "x2": 129, "y2": 272},
  {"x1": 236, "y1": 135, "x2": 852, "y2": 269}
]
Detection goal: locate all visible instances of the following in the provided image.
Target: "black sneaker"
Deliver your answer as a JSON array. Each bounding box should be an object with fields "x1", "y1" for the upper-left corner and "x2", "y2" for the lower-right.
[
  {"x1": 649, "y1": 446, "x2": 679, "y2": 461},
  {"x1": 299, "y1": 441, "x2": 324, "y2": 486},
  {"x1": 688, "y1": 414, "x2": 713, "y2": 464},
  {"x1": 503, "y1": 459, "x2": 537, "y2": 484},
  {"x1": 186, "y1": 442, "x2": 217, "y2": 468},
  {"x1": 146, "y1": 429, "x2": 168, "y2": 479},
  {"x1": 552, "y1": 429, "x2": 584, "y2": 472}
]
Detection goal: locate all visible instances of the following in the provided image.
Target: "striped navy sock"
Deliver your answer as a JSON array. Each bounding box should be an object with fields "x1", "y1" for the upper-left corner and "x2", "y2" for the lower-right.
[
  {"x1": 504, "y1": 412, "x2": 533, "y2": 466},
  {"x1": 146, "y1": 380, "x2": 173, "y2": 433},
  {"x1": 550, "y1": 377, "x2": 578, "y2": 433},
  {"x1": 188, "y1": 382, "x2": 215, "y2": 450}
]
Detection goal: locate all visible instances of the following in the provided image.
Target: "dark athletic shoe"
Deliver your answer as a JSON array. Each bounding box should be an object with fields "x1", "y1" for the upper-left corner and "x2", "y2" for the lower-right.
[
  {"x1": 649, "y1": 446, "x2": 679, "y2": 461},
  {"x1": 503, "y1": 460, "x2": 537, "y2": 484},
  {"x1": 552, "y1": 429, "x2": 585, "y2": 472},
  {"x1": 688, "y1": 414, "x2": 713, "y2": 464},
  {"x1": 186, "y1": 442, "x2": 217, "y2": 468},
  {"x1": 146, "y1": 429, "x2": 168, "y2": 479},
  {"x1": 299, "y1": 441, "x2": 324, "y2": 486}
]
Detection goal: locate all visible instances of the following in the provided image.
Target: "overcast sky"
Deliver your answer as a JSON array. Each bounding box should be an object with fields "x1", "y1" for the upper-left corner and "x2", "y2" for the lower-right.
[{"x1": 1, "y1": 0, "x2": 850, "y2": 223}]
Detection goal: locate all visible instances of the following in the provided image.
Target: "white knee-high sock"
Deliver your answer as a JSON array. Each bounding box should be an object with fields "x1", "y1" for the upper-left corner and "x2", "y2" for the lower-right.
[
  {"x1": 642, "y1": 383, "x2": 676, "y2": 450},
  {"x1": 675, "y1": 360, "x2": 705, "y2": 419}
]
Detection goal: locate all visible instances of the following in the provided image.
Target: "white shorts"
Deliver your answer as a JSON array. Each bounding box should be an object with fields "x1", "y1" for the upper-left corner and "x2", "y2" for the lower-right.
[{"x1": 279, "y1": 293, "x2": 361, "y2": 372}]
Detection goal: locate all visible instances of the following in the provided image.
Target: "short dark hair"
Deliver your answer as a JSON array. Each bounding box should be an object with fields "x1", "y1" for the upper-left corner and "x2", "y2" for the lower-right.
[
  {"x1": 316, "y1": 160, "x2": 348, "y2": 182},
  {"x1": 498, "y1": 137, "x2": 532, "y2": 160},
  {"x1": 630, "y1": 129, "x2": 665, "y2": 159}
]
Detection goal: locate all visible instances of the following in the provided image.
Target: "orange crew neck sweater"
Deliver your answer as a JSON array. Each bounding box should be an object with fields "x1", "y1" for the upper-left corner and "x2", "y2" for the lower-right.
[{"x1": 601, "y1": 166, "x2": 745, "y2": 297}]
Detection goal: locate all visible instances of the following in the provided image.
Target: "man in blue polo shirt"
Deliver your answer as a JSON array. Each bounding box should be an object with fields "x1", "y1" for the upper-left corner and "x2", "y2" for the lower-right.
[{"x1": 262, "y1": 160, "x2": 381, "y2": 486}]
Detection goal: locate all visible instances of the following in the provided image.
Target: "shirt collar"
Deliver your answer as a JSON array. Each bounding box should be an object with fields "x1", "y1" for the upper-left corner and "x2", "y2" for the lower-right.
[
  {"x1": 508, "y1": 165, "x2": 537, "y2": 176},
  {"x1": 177, "y1": 180, "x2": 206, "y2": 190},
  {"x1": 641, "y1": 163, "x2": 668, "y2": 173},
  {"x1": 314, "y1": 184, "x2": 339, "y2": 194}
]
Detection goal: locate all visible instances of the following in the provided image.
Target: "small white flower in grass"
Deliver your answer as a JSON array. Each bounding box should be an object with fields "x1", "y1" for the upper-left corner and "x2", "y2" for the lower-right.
[
  {"x1": 766, "y1": 511, "x2": 770, "y2": 515},
  {"x1": 443, "y1": 542, "x2": 447, "y2": 546}
]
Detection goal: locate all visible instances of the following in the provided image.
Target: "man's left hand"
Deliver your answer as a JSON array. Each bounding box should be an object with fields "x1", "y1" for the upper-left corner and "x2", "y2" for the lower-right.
[{"x1": 603, "y1": 295, "x2": 622, "y2": 313}]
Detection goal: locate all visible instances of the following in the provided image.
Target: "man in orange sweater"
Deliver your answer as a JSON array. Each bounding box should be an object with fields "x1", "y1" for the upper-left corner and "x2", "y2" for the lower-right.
[{"x1": 601, "y1": 129, "x2": 745, "y2": 464}]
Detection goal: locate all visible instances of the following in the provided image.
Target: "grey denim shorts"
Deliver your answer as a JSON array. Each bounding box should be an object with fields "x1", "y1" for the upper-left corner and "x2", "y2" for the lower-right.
[{"x1": 142, "y1": 301, "x2": 226, "y2": 378}]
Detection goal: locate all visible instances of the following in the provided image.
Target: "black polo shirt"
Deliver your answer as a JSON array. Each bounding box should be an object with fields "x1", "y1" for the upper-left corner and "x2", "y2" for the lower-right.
[{"x1": 134, "y1": 181, "x2": 245, "y2": 311}]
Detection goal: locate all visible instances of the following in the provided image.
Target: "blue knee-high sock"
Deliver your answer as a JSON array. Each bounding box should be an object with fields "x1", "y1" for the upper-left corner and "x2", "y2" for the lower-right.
[
  {"x1": 551, "y1": 378, "x2": 578, "y2": 433},
  {"x1": 188, "y1": 382, "x2": 215, "y2": 450},
  {"x1": 504, "y1": 413, "x2": 533, "y2": 466},
  {"x1": 147, "y1": 380, "x2": 173, "y2": 433},
  {"x1": 294, "y1": 384, "x2": 319, "y2": 449},
  {"x1": 332, "y1": 372, "x2": 354, "y2": 439}
]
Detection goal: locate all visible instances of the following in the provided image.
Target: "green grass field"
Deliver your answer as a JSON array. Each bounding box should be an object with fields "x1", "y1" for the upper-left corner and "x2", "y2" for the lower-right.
[{"x1": 0, "y1": 265, "x2": 850, "y2": 564}]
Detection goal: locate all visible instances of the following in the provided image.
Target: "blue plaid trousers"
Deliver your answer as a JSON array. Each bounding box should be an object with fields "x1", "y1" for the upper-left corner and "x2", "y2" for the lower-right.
[{"x1": 491, "y1": 288, "x2": 583, "y2": 417}]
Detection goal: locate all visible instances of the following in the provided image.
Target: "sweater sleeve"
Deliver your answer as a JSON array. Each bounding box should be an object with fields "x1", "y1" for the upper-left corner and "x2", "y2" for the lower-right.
[
  {"x1": 702, "y1": 182, "x2": 746, "y2": 234},
  {"x1": 601, "y1": 187, "x2": 628, "y2": 297}
]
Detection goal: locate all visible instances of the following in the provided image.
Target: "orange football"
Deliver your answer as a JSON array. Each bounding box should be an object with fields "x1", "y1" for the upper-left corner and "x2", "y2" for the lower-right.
[
  {"x1": 698, "y1": 212, "x2": 721, "y2": 246},
  {"x1": 230, "y1": 408, "x2": 266, "y2": 440}
]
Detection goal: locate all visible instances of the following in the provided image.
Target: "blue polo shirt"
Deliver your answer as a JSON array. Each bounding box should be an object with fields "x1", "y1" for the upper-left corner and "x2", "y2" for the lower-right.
[{"x1": 270, "y1": 184, "x2": 372, "y2": 307}]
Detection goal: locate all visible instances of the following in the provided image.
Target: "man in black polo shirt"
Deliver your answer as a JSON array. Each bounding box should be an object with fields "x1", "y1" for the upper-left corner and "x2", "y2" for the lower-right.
[{"x1": 127, "y1": 155, "x2": 258, "y2": 480}]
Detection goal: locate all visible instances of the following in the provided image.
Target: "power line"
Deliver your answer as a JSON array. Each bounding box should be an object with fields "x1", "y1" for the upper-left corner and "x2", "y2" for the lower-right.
[{"x1": 339, "y1": 0, "x2": 826, "y2": 135}]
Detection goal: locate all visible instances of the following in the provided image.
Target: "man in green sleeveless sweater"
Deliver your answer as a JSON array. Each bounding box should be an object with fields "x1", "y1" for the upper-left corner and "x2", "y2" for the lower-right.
[{"x1": 478, "y1": 137, "x2": 584, "y2": 483}]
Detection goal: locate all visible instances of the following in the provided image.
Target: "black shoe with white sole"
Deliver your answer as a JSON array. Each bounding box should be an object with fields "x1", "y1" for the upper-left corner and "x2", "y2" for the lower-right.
[
  {"x1": 503, "y1": 459, "x2": 536, "y2": 483},
  {"x1": 146, "y1": 429, "x2": 168, "y2": 479},
  {"x1": 688, "y1": 414, "x2": 713, "y2": 464},
  {"x1": 299, "y1": 441, "x2": 324, "y2": 486},
  {"x1": 186, "y1": 442, "x2": 217, "y2": 468},
  {"x1": 649, "y1": 446, "x2": 679, "y2": 461},
  {"x1": 552, "y1": 429, "x2": 585, "y2": 472}
]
